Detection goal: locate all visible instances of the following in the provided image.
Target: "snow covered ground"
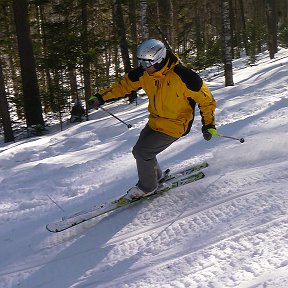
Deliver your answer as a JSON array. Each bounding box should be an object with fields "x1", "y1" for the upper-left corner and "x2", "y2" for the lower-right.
[{"x1": 0, "y1": 49, "x2": 288, "y2": 288}]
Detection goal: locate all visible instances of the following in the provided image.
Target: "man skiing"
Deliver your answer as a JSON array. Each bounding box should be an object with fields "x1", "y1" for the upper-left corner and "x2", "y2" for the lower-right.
[{"x1": 89, "y1": 39, "x2": 217, "y2": 200}]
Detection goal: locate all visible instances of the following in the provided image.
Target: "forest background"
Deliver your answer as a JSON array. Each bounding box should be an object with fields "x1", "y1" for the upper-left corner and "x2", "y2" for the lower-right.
[{"x1": 0, "y1": 0, "x2": 287, "y2": 143}]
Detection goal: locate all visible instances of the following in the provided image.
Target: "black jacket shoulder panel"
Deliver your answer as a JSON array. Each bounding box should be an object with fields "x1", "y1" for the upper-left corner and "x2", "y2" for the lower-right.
[
  {"x1": 128, "y1": 67, "x2": 144, "y2": 82},
  {"x1": 174, "y1": 64, "x2": 203, "y2": 92}
]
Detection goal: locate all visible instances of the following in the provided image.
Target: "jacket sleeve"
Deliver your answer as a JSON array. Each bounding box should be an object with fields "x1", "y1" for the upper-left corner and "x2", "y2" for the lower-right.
[
  {"x1": 174, "y1": 64, "x2": 216, "y2": 127},
  {"x1": 185, "y1": 82, "x2": 216, "y2": 127},
  {"x1": 98, "y1": 67, "x2": 144, "y2": 102}
]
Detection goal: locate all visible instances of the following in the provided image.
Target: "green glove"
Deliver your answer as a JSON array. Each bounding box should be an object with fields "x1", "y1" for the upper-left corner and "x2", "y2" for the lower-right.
[
  {"x1": 207, "y1": 128, "x2": 217, "y2": 137},
  {"x1": 88, "y1": 93, "x2": 104, "y2": 110},
  {"x1": 202, "y1": 126, "x2": 217, "y2": 141}
]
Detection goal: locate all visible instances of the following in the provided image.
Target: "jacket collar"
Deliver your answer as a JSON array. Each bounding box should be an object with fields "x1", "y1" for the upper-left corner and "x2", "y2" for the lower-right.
[{"x1": 149, "y1": 53, "x2": 180, "y2": 78}]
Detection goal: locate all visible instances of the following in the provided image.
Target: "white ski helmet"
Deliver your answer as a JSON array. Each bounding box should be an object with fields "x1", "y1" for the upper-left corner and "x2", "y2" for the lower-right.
[{"x1": 137, "y1": 39, "x2": 167, "y2": 69}]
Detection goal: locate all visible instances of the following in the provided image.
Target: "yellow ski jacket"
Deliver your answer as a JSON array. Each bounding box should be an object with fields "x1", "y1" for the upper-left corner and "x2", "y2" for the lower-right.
[{"x1": 98, "y1": 56, "x2": 216, "y2": 138}]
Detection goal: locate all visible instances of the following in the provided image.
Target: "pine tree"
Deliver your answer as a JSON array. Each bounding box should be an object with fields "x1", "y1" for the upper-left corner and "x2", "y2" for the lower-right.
[
  {"x1": 0, "y1": 59, "x2": 14, "y2": 142},
  {"x1": 222, "y1": 0, "x2": 234, "y2": 86},
  {"x1": 13, "y1": 0, "x2": 44, "y2": 127}
]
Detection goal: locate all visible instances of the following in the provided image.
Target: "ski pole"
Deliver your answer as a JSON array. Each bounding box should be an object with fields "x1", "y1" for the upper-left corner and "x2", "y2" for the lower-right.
[
  {"x1": 217, "y1": 133, "x2": 245, "y2": 143},
  {"x1": 47, "y1": 194, "x2": 65, "y2": 212},
  {"x1": 100, "y1": 107, "x2": 132, "y2": 129}
]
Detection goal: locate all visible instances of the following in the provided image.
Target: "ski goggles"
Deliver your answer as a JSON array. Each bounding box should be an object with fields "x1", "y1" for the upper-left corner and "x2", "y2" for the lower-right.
[
  {"x1": 137, "y1": 57, "x2": 154, "y2": 69},
  {"x1": 137, "y1": 46, "x2": 167, "y2": 69}
]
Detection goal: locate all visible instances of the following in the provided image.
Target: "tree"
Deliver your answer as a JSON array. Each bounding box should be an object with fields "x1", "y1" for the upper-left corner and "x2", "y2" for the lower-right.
[
  {"x1": 265, "y1": 0, "x2": 278, "y2": 59},
  {"x1": 239, "y1": 0, "x2": 248, "y2": 55},
  {"x1": 2, "y1": 0, "x2": 287, "y2": 140},
  {"x1": 112, "y1": 0, "x2": 132, "y2": 73},
  {"x1": 81, "y1": 0, "x2": 91, "y2": 119},
  {"x1": 222, "y1": 0, "x2": 234, "y2": 86},
  {"x1": 157, "y1": 0, "x2": 175, "y2": 49},
  {"x1": 0, "y1": 60, "x2": 14, "y2": 142},
  {"x1": 128, "y1": 0, "x2": 138, "y2": 68},
  {"x1": 13, "y1": 0, "x2": 44, "y2": 127},
  {"x1": 140, "y1": 0, "x2": 149, "y2": 40},
  {"x1": 112, "y1": 0, "x2": 137, "y2": 103}
]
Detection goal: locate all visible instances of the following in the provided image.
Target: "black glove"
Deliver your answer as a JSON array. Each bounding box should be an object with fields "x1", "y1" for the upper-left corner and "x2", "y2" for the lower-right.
[
  {"x1": 202, "y1": 125, "x2": 217, "y2": 141},
  {"x1": 88, "y1": 93, "x2": 104, "y2": 110}
]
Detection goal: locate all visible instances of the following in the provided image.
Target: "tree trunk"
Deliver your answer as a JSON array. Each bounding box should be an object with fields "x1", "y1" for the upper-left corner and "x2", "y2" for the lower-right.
[
  {"x1": 38, "y1": 4, "x2": 50, "y2": 113},
  {"x1": 0, "y1": 60, "x2": 14, "y2": 143},
  {"x1": 140, "y1": 0, "x2": 149, "y2": 40},
  {"x1": 81, "y1": 0, "x2": 91, "y2": 119},
  {"x1": 195, "y1": 0, "x2": 204, "y2": 65},
  {"x1": 112, "y1": 0, "x2": 132, "y2": 73},
  {"x1": 13, "y1": 0, "x2": 44, "y2": 127},
  {"x1": 128, "y1": 0, "x2": 138, "y2": 68},
  {"x1": 265, "y1": 0, "x2": 278, "y2": 59},
  {"x1": 68, "y1": 67, "x2": 78, "y2": 103},
  {"x1": 112, "y1": 0, "x2": 136, "y2": 103},
  {"x1": 239, "y1": 0, "x2": 248, "y2": 55},
  {"x1": 228, "y1": 0, "x2": 234, "y2": 59},
  {"x1": 2, "y1": 4, "x2": 23, "y2": 119},
  {"x1": 157, "y1": 0, "x2": 174, "y2": 48},
  {"x1": 222, "y1": 0, "x2": 234, "y2": 86}
]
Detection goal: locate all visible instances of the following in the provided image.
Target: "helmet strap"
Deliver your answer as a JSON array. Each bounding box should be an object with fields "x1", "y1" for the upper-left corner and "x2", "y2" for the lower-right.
[{"x1": 153, "y1": 56, "x2": 168, "y2": 71}]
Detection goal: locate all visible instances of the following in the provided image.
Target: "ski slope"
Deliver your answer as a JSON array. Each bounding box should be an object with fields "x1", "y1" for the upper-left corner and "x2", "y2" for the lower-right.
[{"x1": 0, "y1": 49, "x2": 288, "y2": 288}]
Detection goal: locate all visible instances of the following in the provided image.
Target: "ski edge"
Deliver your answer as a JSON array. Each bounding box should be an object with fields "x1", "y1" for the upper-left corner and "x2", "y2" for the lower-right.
[
  {"x1": 46, "y1": 171, "x2": 205, "y2": 233},
  {"x1": 62, "y1": 161, "x2": 208, "y2": 221},
  {"x1": 46, "y1": 162, "x2": 208, "y2": 233}
]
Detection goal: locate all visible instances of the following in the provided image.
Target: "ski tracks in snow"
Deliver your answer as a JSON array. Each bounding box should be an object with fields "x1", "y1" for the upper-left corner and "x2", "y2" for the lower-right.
[
  {"x1": 77, "y1": 162, "x2": 288, "y2": 287},
  {"x1": 1, "y1": 162, "x2": 287, "y2": 288}
]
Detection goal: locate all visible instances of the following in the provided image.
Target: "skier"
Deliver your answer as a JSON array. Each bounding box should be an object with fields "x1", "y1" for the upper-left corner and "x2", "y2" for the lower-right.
[
  {"x1": 70, "y1": 99, "x2": 85, "y2": 123},
  {"x1": 88, "y1": 39, "x2": 217, "y2": 200}
]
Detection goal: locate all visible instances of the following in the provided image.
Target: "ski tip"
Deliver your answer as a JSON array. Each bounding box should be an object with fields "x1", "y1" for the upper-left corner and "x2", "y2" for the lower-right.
[
  {"x1": 46, "y1": 224, "x2": 55, "y2": 233},
  {"x1": 46, "y1": 223, "x2": 62, "y2": 233}
]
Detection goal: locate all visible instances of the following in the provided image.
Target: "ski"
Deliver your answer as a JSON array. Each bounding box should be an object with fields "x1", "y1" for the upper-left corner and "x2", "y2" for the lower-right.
[
  {"x1": 161, "y1": 161, "x2": 208, "y2": 182},
  {"x1": 46, "y1": 162, "x2": 208, "y2": 233},
  {"x1": 62, "y1": 161, "x2": 208, "y2": 221}
]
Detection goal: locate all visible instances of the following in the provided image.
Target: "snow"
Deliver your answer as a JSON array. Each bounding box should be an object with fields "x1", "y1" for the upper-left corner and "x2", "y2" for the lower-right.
[{"x1": 0, "y1": 49, "x2": 288, "y2": 288}]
